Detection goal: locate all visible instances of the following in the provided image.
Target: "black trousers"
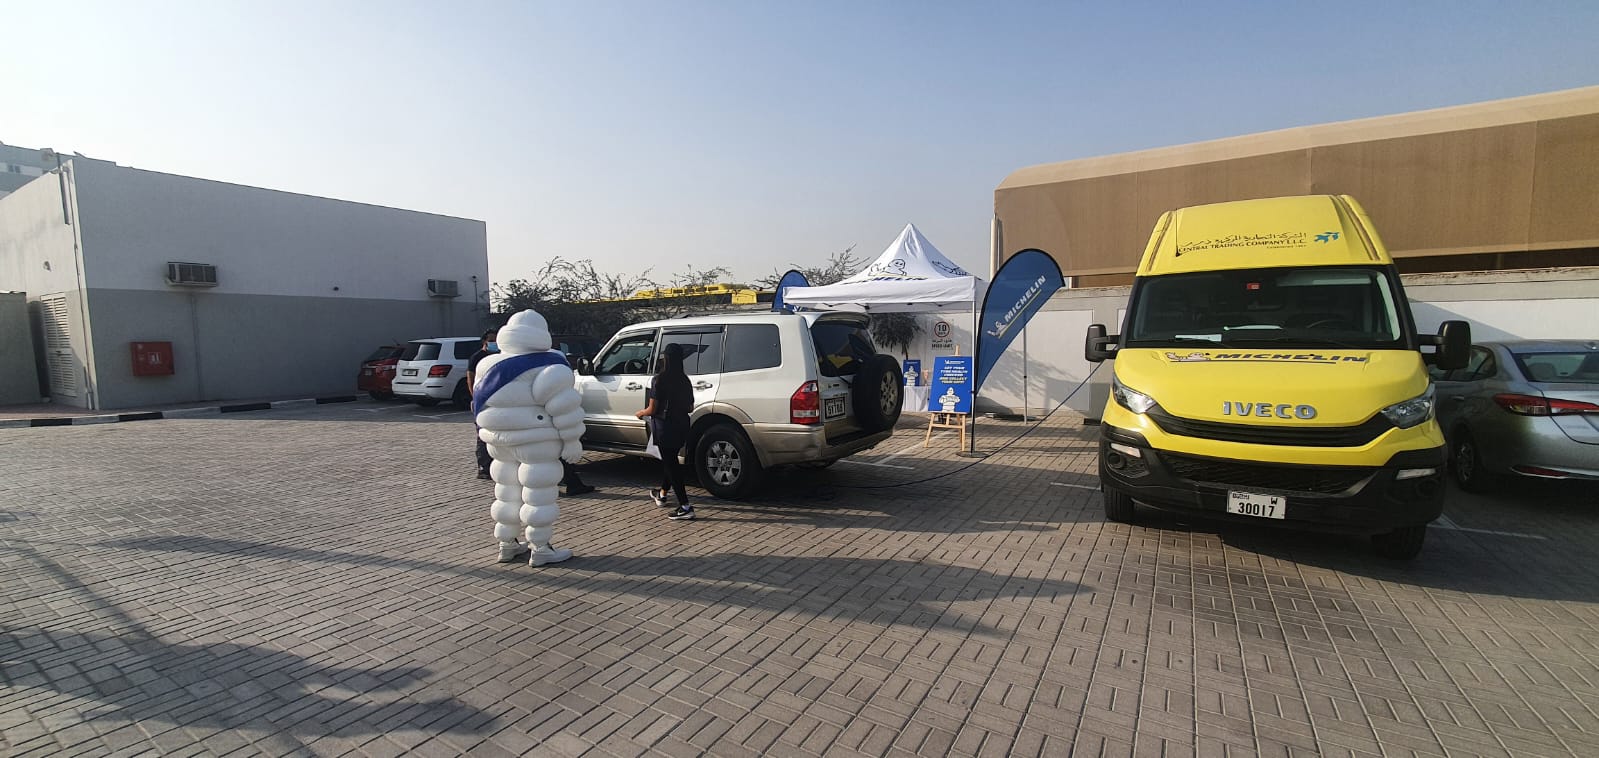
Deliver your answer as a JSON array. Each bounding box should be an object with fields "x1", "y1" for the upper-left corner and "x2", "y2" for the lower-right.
[{"x1": 655, "y1": 415, "x2": 690, "y2": 506}]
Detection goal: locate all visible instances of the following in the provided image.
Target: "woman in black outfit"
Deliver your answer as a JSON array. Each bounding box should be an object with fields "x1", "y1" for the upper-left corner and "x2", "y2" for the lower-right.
[{"x1": 635, "y1": 343, "x2": 695, "y2": 520}]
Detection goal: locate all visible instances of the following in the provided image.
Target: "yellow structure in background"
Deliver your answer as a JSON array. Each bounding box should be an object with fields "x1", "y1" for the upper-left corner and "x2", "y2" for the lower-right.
[{"x1": 600, "y1": 283, "x2": 766, "y2": 305}]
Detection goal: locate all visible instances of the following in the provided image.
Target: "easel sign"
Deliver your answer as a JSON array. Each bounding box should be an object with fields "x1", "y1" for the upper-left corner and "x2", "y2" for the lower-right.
[{"x1": 925, "y1": 355, "x2": 973, "y2": 448}]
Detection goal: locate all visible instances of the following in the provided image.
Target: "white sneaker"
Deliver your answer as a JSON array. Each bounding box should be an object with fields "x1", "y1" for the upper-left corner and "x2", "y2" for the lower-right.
[
  {"x1": 649, "y1": 488, "x2": 668, "y2": 507},
  {"x1": 530, "y1": 545, "x2": 573, "y2": 566},
  {"x1": 497, "y1": 541, "x2": 530, "y2": 563}
]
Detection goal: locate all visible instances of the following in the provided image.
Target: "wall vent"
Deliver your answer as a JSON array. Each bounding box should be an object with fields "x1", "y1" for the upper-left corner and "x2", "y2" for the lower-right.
[
  {"x1": 427, "y1": 279, "x2": 460, "y2": 298},
  {"x1": 165, "y1": 262, "x2": 218, "y2": 287}
]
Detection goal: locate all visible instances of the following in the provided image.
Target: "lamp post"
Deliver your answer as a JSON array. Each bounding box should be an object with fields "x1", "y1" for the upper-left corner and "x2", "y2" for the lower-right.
[{"x1": 40, "y1": 148, "x2": 71, "y2": 225}]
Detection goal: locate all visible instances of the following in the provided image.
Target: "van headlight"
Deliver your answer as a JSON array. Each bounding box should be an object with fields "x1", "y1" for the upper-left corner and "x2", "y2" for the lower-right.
[
  {"x1": 1112, "y1": 376, "x2": 1157, "y2": 415},
  {"x1": 1380, "y1": 384, "x2": 1435, "y2": 429}
]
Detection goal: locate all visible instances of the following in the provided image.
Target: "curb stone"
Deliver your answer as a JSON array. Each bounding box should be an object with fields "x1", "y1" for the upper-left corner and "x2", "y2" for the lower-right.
[{"x1": 0, "y1": 395, "x2": 359, "y2": 429}]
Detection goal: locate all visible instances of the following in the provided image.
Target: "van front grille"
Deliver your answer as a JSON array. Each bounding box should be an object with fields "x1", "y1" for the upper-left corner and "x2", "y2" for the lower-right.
[
  {"x1": 1149, "y1": 407, "x2": 1392, "y2": 447},
  {"x1": 1162, "y1": 454, "x2": 1373, "y2": 495}
]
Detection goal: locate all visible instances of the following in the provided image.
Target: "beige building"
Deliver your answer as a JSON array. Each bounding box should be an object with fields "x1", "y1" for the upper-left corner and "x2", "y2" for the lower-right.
[{"x1": 994, "y1": 86, "x2": 1599, "y2": 287}]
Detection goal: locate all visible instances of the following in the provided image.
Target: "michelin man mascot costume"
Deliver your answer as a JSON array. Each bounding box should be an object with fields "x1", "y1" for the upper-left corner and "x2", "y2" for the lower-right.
[{"x1": 474, "y1": 309, "x2": 586, "y2": 566}]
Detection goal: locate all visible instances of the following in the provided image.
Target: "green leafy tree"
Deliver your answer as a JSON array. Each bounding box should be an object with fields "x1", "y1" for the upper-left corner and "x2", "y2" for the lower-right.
[{"x1": 870, "y1": 313, "x2": 923, "y2": 358}]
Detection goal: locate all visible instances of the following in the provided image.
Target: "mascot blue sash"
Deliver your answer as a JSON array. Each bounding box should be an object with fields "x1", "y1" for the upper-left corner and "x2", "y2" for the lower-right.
[{"x1": 473, "y1": 351, "x2": 570, "y2": 417}]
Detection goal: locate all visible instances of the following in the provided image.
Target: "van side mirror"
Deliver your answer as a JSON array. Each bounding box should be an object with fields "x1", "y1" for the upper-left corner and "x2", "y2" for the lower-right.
[
  {"x1": 1085, "y1": 324, "x2": 1120, "y2": 363},
  {"x1": 1423, "y1": 320, "x2": 1470, "y2": 370},
  {"x1": 576, "y1": 358, "x2": 593, "y2": 375}
]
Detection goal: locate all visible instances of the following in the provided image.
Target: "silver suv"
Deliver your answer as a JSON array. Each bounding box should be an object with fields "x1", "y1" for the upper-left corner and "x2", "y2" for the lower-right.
[{"x1": 575, "y1": 311, "x2": 904, "y2": 499}]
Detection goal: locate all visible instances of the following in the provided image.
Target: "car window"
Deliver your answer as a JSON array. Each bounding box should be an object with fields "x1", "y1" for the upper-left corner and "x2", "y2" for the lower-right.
[
  {"x1": 810, "y1": 320, "x2": 874, "y2": 377},
  {"x1": 1453, "y1": 346, "x2": 1495, "y2": 382},
  {"x1": 454, "y1": 341, "x2": 478, "y2": 360},
  {"x1": 595, "y1": 332, "x2": 657, "y2": 375},
  {"x1": 661, "y1": 328, "x2": 725, "y2": 375},
  {"x1": 1513, "y1": 351, "x2": 1599, "y2": 383},
  {"x1": 405, "y1": 342, "x2": 440, "y2": 361},
  {"x1": 724, "y1": 324, "x2": 782, "y2": 372}
]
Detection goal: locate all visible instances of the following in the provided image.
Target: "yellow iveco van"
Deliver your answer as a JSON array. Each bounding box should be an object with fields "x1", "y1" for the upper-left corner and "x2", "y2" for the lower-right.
[{"x1": 1084, "y1": 195, "x2": 1469, "y2": 559}]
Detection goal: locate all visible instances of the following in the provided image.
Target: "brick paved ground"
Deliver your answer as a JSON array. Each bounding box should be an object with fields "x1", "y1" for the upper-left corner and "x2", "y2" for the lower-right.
[{"x1": 4, "y1": 399, "x2": 1599, "y2": 757}]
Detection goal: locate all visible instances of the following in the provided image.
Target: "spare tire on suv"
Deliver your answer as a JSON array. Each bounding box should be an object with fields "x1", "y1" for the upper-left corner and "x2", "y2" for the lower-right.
[{"x1": 853, "y1": 354, "x2": 904, "y2": 432}]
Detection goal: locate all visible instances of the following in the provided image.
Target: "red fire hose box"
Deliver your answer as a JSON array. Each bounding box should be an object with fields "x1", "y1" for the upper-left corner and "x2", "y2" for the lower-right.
[{"x1": 131, "y1": 341, "x2": 175, "y2": 376}]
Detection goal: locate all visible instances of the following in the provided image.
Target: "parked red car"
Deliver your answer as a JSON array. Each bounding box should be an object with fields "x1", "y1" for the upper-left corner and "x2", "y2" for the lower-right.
[{"x1": 356, "y1": 345, "x2": 406, "y2": 399}]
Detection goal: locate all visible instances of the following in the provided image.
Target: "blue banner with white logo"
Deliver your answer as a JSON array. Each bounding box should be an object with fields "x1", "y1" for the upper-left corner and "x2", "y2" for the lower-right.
[
  {"x1": 930, "y1": 356, "x2": 973, "y2": 413},
  {"x1": 771, "y1": 269, "x2": 810, "y2": 312},
  {"x1": 901, "y1": 359, "x2": 922, "y2": 386},
  {"x1": 974, "y1": 249, "x2": 1064, "y2": 392}
]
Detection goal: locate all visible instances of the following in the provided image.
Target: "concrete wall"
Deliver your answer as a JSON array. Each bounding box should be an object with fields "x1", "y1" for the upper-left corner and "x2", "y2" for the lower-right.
[
  {"x1": 0, "y1": 292, "x2": 42, "y2": 404},
  {"x1": 86, "y1": 289, "x2": 478, "y2": 408},
  {"x1": 70, "y1": 160, "x2": 489, "y2": 302},
  {"x1": 0, "y1": 172, "x2": 96, "y2": 408},
  {"x1": 897, "y1": 267, "x2": 1599, "y2": 420}
]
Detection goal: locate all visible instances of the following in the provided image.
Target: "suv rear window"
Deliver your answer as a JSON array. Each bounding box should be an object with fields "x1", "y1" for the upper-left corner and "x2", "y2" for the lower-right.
[
  {"x1": 454, "y1": 341, "x2": 479, "y2": 360},
  {"x1": 403, "y1": 342, "x2": 440, "y2": 361},
  {"x1": 724, "y1": 324, "x2": 781, "y2": 372},
  {"x1": 810, "y1": 321, "x2": 874, "y2": 377}
]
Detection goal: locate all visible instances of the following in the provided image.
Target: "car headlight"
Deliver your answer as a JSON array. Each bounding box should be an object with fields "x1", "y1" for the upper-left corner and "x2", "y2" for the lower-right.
[
  {"x1": 1380, "y1": 384, "x2": 1435, "y2": 429},
  {"x1": 1112, "y1": 376, "x2": 1157, "y2": 415}
]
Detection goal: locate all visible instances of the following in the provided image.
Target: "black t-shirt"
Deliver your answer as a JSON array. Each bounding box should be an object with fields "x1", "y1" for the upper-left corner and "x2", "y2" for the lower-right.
[
  {"x1": 648, "y1": 372, "x2": 693, "y2": 421},
  {"x1": 467, "y1": 348, "x2": 495, "y2": 376}
]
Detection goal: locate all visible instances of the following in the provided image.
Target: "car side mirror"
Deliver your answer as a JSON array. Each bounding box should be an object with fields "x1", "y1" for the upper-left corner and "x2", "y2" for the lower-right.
[
  {"x1": 1423, "y1": 320, "x2": 1470, "y2": 370},
  {"x1": 1085, "y1": 324, "x2": 1120, "y2": 363}
]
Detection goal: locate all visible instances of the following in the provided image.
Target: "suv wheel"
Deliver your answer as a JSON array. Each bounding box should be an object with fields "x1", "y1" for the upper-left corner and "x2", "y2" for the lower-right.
[
  {"x1": 853, "y1": 354, "x2": 904, "y2": 432},
  {"x1": 452, "y1": 380, "x2": 470, "y2": 409},
  {"x1": 696, "y1": 423, "x2": 764, "y2": 500}
]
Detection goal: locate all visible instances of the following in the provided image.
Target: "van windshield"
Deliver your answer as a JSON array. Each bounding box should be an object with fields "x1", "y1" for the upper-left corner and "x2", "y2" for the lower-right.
[{"x1": 1123, "y1": 267, "x2": 1407, "y2": 350}]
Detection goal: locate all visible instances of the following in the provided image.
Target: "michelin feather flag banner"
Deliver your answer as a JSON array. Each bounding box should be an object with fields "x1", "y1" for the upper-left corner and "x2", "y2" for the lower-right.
[
  {"x1": 771, "y1": 269, "x2": 810, "y2": 312},
  {"x1": 975, "y1": 249, "x2": 1066, "y2": 392}
]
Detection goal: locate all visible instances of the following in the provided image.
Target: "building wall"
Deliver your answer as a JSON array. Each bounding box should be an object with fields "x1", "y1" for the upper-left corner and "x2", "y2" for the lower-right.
[
  {"x1": 55, "y1": 160, "x2": 490, "y2": 408},
  {"x1": 69, "y1": 160, "x2": 489, "y2": 302},
  {"x1": 0, "y1": 173, "x2": 96, "y2": 407},
  {"x1": 0, "y1": 292, "x2": 42, "y2": 404},
  {"x1": 995, "y1": 87, "x2": 1599, "y2": 282},
  {"x1": 85, "y1": 289, "x2": 477, "y2": 408}
]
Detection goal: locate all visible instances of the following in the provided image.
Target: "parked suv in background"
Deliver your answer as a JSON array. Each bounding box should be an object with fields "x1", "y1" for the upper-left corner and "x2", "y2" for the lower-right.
[
  {"x1": 392, "y1": 337, "x2": 481, "y2": 408},
  {"x1": 356, "y1": 345, "x2": 405, "y2": 400},
  {"x1": 575, "y1": 311, "x2": 904, "y2": 499}
]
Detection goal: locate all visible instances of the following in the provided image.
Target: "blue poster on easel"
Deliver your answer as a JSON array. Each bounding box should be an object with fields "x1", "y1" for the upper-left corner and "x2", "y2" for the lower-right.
[
  {"x1": 901, "y1": 359, "x2": 922, "y2": 386},
  {"x1": 930, "y1": 356, "x2": 972, "y2": 413}
]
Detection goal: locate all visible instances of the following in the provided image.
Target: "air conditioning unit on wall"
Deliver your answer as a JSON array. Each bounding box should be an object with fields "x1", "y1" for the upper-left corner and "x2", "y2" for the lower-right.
[
  {"x1": 427, "y1": 279, "x2": 460, "y2": 298},
  {"x1": 165, "y1": 262, "x2": 218, "y2": 287}
]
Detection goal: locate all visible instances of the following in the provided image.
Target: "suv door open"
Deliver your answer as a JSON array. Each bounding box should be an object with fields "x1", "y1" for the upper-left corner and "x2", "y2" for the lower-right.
[{"x1": 580, "y1": 330, "x2": 658, "y2": 446}]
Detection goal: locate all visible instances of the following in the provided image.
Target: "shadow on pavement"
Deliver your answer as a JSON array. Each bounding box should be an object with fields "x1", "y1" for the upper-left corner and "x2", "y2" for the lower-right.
[{"x1": 112, "y1": 537, "x2": 1086, "y2": 637}]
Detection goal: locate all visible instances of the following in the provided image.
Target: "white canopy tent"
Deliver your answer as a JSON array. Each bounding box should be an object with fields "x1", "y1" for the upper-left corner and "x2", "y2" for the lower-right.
[{"x1": 780, "y1": 224, "x2": 984, "y2": 312}]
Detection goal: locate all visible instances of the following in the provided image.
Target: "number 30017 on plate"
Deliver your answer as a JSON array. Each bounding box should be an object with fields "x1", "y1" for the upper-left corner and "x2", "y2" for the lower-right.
[{"x1": 1226, "y1": 491, "x2": 1286, "y2": 519}]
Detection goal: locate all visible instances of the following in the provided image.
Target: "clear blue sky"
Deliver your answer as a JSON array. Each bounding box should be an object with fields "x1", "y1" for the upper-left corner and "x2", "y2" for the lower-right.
[{"x1": 4, "y1": 1, "x2": 1597, "y2": 288}]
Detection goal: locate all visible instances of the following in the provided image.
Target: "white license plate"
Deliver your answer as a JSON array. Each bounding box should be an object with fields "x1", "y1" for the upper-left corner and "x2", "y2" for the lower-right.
[
  {"x1": 1226, "y1": 491, "x2": 1286, "y2": 519},
  {"x1": 824, "y1": 396, "x2": 846, "y2": 419},
  {"x1": 402, "y1": 369, "x2": 418, "y2": 376}
]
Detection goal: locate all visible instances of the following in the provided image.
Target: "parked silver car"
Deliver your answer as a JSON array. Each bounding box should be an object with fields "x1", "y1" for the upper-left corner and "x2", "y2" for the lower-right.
[{"x1": 1431, "y1": 340, "x2": 1599, "y2": 491}]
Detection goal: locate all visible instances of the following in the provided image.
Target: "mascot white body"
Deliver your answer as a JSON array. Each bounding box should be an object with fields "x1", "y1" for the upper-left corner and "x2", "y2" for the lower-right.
[{"x1": 473, "y1": 310, "x2": 585, "y2": 566}]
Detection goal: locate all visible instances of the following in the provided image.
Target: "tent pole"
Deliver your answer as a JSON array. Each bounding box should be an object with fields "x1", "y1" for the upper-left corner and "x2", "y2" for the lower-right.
[{"x1": 1023, "y1": 326, "x2": 1030, "y2": 422}]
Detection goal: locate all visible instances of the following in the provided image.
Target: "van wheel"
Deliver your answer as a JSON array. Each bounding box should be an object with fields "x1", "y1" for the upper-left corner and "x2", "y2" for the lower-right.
[
  {"x1": 853, "y1": 354, "x2": 903, "y2": 432},
  {"x1": 1450, "y1": 430, "x2": 1494, "y2": 493},
  {"x1": 452, "y1": 380, "x2": 471, "y2": 409},
  {"x1": 1372, "y1": 524, "x2": 1427, "y2": 560},
  {"x1": 1103, "y1": 487, "x2": 1136, "y2": 524},
  {"x1": 696, "y1": 424, "x2": 764, "y2": 500}
]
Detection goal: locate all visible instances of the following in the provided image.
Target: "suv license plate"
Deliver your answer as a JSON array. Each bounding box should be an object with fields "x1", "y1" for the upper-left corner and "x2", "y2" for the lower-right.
[
  {"x1": 1227, "y1": 491, "x2": 1285, "y2": 519},
  {"x1": 402, "y1": 369, "x2": 418, "y2": 376},
  {"x1": 823, "y1": 396, "x2": 846, "y2": 419}
]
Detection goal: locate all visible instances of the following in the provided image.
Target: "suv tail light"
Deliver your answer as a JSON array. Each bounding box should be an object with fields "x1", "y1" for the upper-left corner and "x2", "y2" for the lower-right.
[
  {"x1": 791, "y1": 381, "x2": 821, "y2": 425},
  {"x1": 429, "y1": 365, "x2": 452, "y2": 378},
  {"x1": 1492, "y1": 393, "x2": 1599, "y2": 416}
]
